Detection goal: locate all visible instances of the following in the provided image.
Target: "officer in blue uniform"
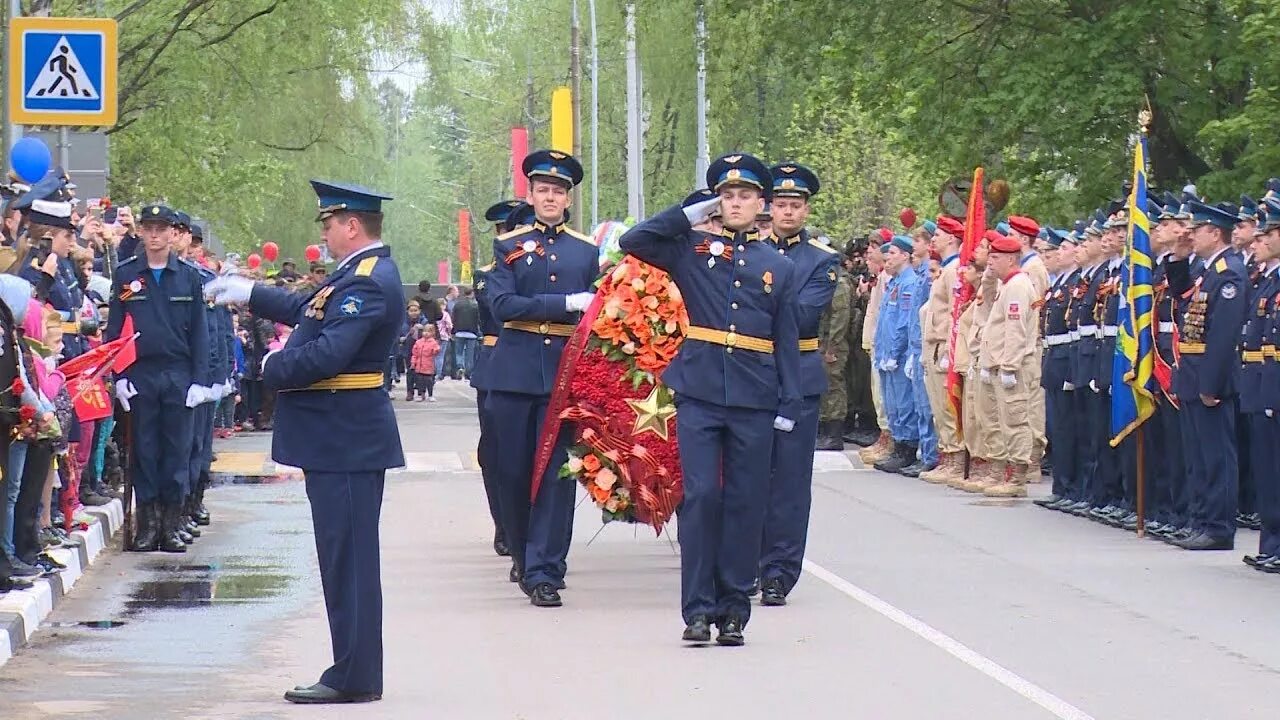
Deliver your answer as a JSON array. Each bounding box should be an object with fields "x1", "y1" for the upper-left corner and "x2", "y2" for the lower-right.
[
  {"x1": 106, "y1": 204, "x2": 210, "y2": 554},
  {"x1": 187, "y1": 221, "x2": 226, "y2": 528},
  {"x1": 1058, "y1": 214, "x2": 1107, "y2": 516},
  {"x1": 205, "y1": 181, "x2": 404, "y2": 704},
  {"x1": 620, "y1": 152, "x2": 801, "y2": 646},
  {"x1": 757, "y1": 163, "x2": 837, "y2": 607},
  {"x1": 1036, "y1": 227, "x2": 1082, "y2": 510},
  {"x1": 872, "y1": 235, "x2": 921, "y2": 473},
  {"x1": 1242, "y1": 198, "x2": 1280, "y2": 570},
  {"x1": 484, "y1": 150, "x2": 599, "y2": 607},
  {"x1": 1168, "y1": 200, "x2": 1247, "y2": 550}
]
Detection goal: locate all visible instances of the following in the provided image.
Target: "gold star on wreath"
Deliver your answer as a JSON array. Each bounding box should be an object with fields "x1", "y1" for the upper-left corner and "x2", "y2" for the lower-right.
[{"x1": 626, "y1": 386, "x2": 677, "y2": 441}]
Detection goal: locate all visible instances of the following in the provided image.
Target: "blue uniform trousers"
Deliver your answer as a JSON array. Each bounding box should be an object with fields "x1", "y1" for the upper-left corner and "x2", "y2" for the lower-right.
[
  {"x1": 484, "y1": 390, "x2": 574, "y2": 588},
  {"x1": 305, "y1": 470, "x2": 385, "y2": 695},
  {"x1": 1074, "y1": 390, "x2": 1098, "y2": 503},
  {"x1": 1180, "y1": 399, "x2": 1238, "y2": 542},
  {"x1": 911, "y1": 371, "x2": 936, "y2": 465},
  {"x1": 676, "y1": 396, "x2": 773, "y2": 626},
  {"x1": 880, "y1": 368, "x2": 918, "y2": 442},
  {"x1": 1251, "y1": 414, "x2": 1280, "y2": 556},
  {"x1": 1237, "y1": 415, "x2": 1254, "y2": 515},
  {"x1": 759, "y1": 394, "x2": 820, "y2": 594},
  {"x1": 188, "y1": 403, "x2": 215, "y2": 500},
  {"x1": 1047, "y1": 387, "x2": 1078, "y2": 500},
  {"x1": 475, "y1": 389, "x2": 503, "y2": 533},
  {"x1": 1086, "y1": 390, "x2": 1121, "y2": 507},
  {"x1": 131, "y1": 367, "x2": 195, "y2": 505},
  {"x1": 1158, "y1": 400, "x2": 1189, "y2": 527}
]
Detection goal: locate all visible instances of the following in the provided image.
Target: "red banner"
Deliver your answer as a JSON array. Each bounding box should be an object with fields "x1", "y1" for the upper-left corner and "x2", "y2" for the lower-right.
[
  {"x1": 946, "y1": 168, "x2": 985, "y2": 431},
  {"x1": 69, "y1": 377, "x2": 112, "y2": 421},
  {"x1": 530, "y1": 289, "x2": 606, "y2": 501},
  {"x1": 458, "y1": 208, "x2": 471, "y2": 264}
]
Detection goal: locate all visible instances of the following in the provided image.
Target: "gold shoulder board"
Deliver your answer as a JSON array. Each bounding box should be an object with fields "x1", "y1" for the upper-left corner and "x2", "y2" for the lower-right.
[
  {"x1": 564, "y1": 227, "x2": 595, "y2": 244},
  {"x1": 355, "y1": 256, "x2": 379, "y2": 277},
  {"x1": 808, "y1": 238, "x2": 837, "y2": 254},
  {"x1": 479, "y1": 262, "x2": 496, "y2": 272},
  {"x1": 497, "y1": 226, "x2": 533, "y2": 242},
  {"x1": 1214, "y1": 258, "x2": 1227, "y2": 273}
]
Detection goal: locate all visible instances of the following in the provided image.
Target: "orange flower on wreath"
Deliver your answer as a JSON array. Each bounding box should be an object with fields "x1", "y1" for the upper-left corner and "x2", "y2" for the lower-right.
[{"x1": 582, "y1": 453, "x2": 601, "y2": 474}]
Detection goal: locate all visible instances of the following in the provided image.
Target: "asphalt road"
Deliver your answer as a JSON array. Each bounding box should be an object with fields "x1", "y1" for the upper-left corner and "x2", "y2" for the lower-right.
[{"x1": 2, "y1": 378, "x2": 1279, "y2": 719}]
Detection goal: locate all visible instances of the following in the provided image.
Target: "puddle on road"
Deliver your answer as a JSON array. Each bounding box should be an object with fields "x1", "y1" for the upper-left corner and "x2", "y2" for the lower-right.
[
  {"x1": 124, "y1": 557, "x2": 293, "y2": 614},
  {"x1": 46, "y1": 620, "x2": 129, "y2": 630}
]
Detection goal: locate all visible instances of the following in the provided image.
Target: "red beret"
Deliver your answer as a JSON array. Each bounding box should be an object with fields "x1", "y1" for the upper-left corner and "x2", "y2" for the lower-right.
[
  {"x1": 986, "y1": 230, "x2": 1020, "y2": 253},
  {"x1": 1007, "y1": 215, "x2": 1040, "y2": 238},
  {"x1": 936, "y1": 216, "x2": 965, "y2": 237},
  {"x1": 877, "y1": 227, "x2": 893, "y2": 243}
]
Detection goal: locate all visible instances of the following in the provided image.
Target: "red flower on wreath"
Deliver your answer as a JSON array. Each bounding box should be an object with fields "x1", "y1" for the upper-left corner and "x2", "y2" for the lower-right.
[
  {"x1": 19, "y1": 405, "x2": 36, "y2": 423},
  {"x1": 9, "y1": 377, "x2": 23, "y2": 396}
]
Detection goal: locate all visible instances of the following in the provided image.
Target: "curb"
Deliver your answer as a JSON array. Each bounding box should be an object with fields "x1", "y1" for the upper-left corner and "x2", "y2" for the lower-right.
[{"x1": 0, "y1": 498, "x2": 124, "y2": 668}]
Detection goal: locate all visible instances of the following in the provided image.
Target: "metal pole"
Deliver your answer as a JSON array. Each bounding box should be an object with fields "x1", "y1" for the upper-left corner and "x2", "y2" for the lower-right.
[
  {"x1": 570, "y1": 0, "x2": 582, "y2": 231},
  {"x1": 3, "y1": 0, "x2": 24, "y2": 152},
  {"x1": 694, "y1": 0, "x2": 709, "y2": 186},
  {"x1": 624, "y1": 2, "x2": 642, "y2": 220},
  {"x1": 587, "y1": 0, "x2": 599, "y2": 229}
]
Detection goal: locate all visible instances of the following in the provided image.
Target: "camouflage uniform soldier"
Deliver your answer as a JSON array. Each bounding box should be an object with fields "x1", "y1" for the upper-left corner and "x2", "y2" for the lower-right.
[
  {"x1": 818, "y1": 267, "x2": 852, "y2": 449},
  {"x1": 844, "y1": 237, "x2": 881, "y2": 447}
]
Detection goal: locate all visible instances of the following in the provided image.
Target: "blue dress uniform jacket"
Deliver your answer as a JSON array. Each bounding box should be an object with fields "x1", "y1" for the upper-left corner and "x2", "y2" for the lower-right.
[
  {"x1": 619, "y1": 204, "x2": 803, "y2": 419},
  {"x1": 469, "y1": 264, "x2": 505, "y2": 542},
  {"x1": 769, "y1": 229, "x2": 839, "y2": 397},
  {"x1": 249, "y1": 244, "x2": 406, "y2": 472},
  {"x1": 486, "y1": 221, "x2": 599, "y2": 395},
  {"x1": 1255, "y1": 271, "x2": 1280, "y2": 555},
  {"x1": 105, "y1": 253, "x2": 210, "y2": 505},
  {"x1": 1042, "y1": 268, "x2": 1080, "y2": 501},
  {"x1": 468, "y1": 263, "x2": 502, "y2": 392},
  {"x1": 1171, "y1": 247, "x2": 1247, "y2": 542}
]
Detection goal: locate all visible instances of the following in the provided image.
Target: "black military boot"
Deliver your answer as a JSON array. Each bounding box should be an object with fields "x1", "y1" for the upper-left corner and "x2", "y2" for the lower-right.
[
  {"x1": 874, "y1": 442, "x2": 916, "y2": 474},
  {"x1": 193, "y1": 483, "x2": 211, "y2": 526},
  {"x1": 814, "y1": 421, "x2": 844, "y2": 451},
  {"x1": 158, "y1": 505, "x2": 188, "y2": 553},
  {"x1": 130, "y1": 502, "x2": 160, "y2": 552}
]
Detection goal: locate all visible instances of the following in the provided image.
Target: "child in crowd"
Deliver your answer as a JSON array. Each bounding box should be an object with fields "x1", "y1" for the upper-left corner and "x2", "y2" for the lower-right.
[{"x1": 410, "y1": 323, "x2": 441, "y2": 402}]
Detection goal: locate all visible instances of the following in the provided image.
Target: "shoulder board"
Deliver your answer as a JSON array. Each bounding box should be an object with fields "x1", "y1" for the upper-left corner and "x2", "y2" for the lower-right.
[
  {"x1": 807, "y1": 238, "x2": 838, "y2": 254},
  {"x1": 563, "y1": 227, "x2": 594, "y2": 244},
  {"x1": 478, "y1": 262, "x2": 495, "y2": 272},
  {"x1": 496, "y1": 226, "x2": 535, "y2": 242},
  {"x1": 1215, "y1": 258, "x2": 1227, "y2": 273},
  {"x1": 115, "y1": 255, "x2": 139, "y2": 268},
  {"x1": 355, "y1": 256, "x2": 379, "y2": 277}
]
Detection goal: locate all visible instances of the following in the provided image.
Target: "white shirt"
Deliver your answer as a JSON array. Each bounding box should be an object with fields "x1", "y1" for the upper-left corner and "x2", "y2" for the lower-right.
[{"x1": 335, "y1": 241, "x2": 385, "y2": 273}]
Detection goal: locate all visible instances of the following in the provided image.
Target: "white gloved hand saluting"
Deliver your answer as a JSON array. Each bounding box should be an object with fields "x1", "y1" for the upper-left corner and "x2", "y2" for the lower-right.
[
  {"x1": 203, "y1": 275, "x2": 254, "y2": 305},
  {"x1": 185, "y1": 384, "x2": 206, "y2": 408},
  {"x1": 1000, "y1": 372, "x2": 1016, "y2": 389},
  {"x1": 773, "y1": 416, "x2": 795, "y2": 433},
  {"x1": 565, "y1": 291, "x2": 596, "y2": 313},
  {"x1": 115, "y1": 378, "x2": 138, "y2": 412},
  {"x1": 682, "y1": 196, "x2": 721, "y2": 226}
]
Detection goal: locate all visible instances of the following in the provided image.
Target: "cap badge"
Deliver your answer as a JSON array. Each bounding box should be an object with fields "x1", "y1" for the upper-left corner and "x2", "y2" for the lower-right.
[{"x1": 724, "y1": 155, "x2": 742, "y2": 163}]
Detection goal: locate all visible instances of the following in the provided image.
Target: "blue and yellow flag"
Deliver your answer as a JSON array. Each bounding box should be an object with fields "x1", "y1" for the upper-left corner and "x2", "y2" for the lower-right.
[{"x1": 1109, "y1": 136, "x2": 1157, "y2": 446}]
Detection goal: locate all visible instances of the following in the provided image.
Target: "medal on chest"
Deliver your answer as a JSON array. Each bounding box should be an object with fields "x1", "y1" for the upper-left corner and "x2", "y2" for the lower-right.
[{"x1": 305, "y1": 285, "x2": 336, "y2": 320}]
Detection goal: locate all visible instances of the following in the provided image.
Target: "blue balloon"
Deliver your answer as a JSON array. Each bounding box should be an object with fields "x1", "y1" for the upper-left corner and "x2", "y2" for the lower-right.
[{"x1": 10, "y1": 137, "x2": 51, "y2": 184}]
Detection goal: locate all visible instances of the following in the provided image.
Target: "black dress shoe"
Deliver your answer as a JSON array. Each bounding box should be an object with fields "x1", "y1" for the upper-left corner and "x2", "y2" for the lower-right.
[
  {"x1": 493, "y1": 533, "x2": 510, "y2": 557},
  {"x1": 1259, "y1": 558, "x2": 1280, "y2": 573},
  {"x1": 1067, "y1": 501, "x2": 1092, "y2": 516},
  {"x1": 760, "y1": 579, "x2": 787, "y2": 607},
  {"x1": 1176, "y1": 532, "x2": 1233, "y2": 551},
  {"x1": 716, "y1": 616, "x2": 745, "y2": 646},
  {"x1": 284, "y1": 683, "x2": 381, "y2": 704},
  {"x1": 1248, "y1": 513, "x2": 1263, "y2": 531},
  {"x1": 682, "y1": 616, "x2": 711, "y2": 643},
  {"x1": 1119, "y1": 513, "x2": 1139, "y2": 531},
  {"x1": 747, "y1": 578, "x2": 760, "y2": 597},
  {"x1": 1243, "y1": 554, "x2": 1275, "y2": 568},
  {"x1": 509, "y1": 562, "x2": 522, "y2": 583},
  {"x1": 530, "y1": 583, "x2": 562, "y2": 607},
  {"x1": 1033, "y1": 495, "x2": 1062, "y2": 508}
]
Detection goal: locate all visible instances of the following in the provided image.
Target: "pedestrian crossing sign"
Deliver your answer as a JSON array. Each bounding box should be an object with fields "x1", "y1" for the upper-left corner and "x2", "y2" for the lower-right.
[{"x1": 8, "y1": 17, "x2": 117, "y2": 126}]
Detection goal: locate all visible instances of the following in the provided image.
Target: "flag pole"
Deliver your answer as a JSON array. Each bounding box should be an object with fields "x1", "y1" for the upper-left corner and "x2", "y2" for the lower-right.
[{"x1": 1135, "y1": 103, "x2": 1153, "y2": 539}]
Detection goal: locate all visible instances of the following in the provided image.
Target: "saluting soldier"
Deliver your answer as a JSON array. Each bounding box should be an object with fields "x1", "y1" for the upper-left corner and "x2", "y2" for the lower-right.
[
  {"x1": 758, "y1": 163, "x2": 839, "y2": 607},
  {"x1": 485, "y1": 151, "x2": 599, "y2": 608},
  {"x1": 1241, "y1": 197, "x2": 1280, "y2": 570},
  {"x1": 106, "y1": 205, "x2": 211, "y2": 554},
  {"x1": 205, "y1": 181, "x2": 405, "y2": 703},
  {"x1": 620, "y1": 153, "x2": 801, "y2": 647},
  {"x1": 1167, "y1": 200, "x2": 1248, "y2": 551}
]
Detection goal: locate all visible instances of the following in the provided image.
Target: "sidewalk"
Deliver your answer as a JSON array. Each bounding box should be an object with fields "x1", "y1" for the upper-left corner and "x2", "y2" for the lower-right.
[{"x1": 0, "y1": 499, "x2": 124, "y2": 667}]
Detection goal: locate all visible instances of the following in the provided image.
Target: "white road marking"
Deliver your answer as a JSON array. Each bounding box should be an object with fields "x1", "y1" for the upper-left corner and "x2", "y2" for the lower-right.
[{"x1": 803, "y1": 559, "x2": 1096, "y2": 720}]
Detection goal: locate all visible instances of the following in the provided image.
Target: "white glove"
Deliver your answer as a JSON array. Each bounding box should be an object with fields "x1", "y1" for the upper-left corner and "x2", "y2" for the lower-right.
[
  {"x1": 185, "y1": 384, "x2": 205, "y2": 408},
  {"x1": 565, "y1": 291, "x2": 595, "y2": 312},
  {"x1": 999, "y1": 372, "x2": 1016, "y2": 389},
  {"x1": 115, "y1": 378, "x2": 138, "y2": 412},
  {"x1": 1063, "y1": 381, "x2": 1075, "y2": 391},
  {"x1": 1266, "y1": 409, "x2": 1274, "y2": 418},
  {"x1": 203, "y1": 385, "x2": 221, "y2": 403},
  {"x1": 979, "y1": 368, "x2": 992, "y2": 384},
  {"x1": 881, "y1": 358, "x2": 898, "y2": 372},
  {"x1": 773, "y1": 416, "x2": 795, "y2": 432},
  {"x1": 1089, "y1": 379, "x2": 1100, "y2": 394},
  {"x1": 939, "y1": 355, "x2": 950, "y2": 372},
  {"x1": 203, "y1": 275, "x2": 254, "y2": 305},
  {"x1": 222, "y1": 379, "x2": 235, "y2": 397},
  {"x1": 905, "y1": 355, "x2": 917, "y2": 380},
  {"x1": 682, "y1": 196, "x2": 721, "y2": 226}
]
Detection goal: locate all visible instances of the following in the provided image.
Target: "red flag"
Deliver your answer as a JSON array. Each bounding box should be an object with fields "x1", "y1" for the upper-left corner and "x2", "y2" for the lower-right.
[
  {"x1": 57, "y1": 315, "x2": 138, "y2": 379},
  {"x1": 946, "y1": 168, "x2": 985, "y2": 431},
  {"x1": 112, "y1": 315, "x2": 137, "y2": 372},
  {"x1": 68, "y1": 377, "x2": 113, "y2": 421}
]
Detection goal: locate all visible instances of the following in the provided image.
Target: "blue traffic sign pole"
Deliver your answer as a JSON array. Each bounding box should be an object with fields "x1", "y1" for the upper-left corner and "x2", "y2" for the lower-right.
[{"x1": 2, "y1": 0, "x2": 26, "y2": 151}]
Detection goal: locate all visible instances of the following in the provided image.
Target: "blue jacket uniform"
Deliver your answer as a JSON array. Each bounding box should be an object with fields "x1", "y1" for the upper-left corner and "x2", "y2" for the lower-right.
[
  {"x1": 468, "y1": 263, "x2": 502, "y2": 392},
  {"x1": 1070, "y1": 264, "x2": 1106, "y2": 389},
  {"x1": 485, "y1": 221, "x2": 599, "y2": 396},
  {"x1": 106, "y1": 252, "x2": 210, "y2": 385},
  {"x1": 873, "y1": 267, "x2": 920, "y2": 368},
  {"x1": 768, "y1": 229, "x2": 839, "y2": 397},
  {"x1": 1172, "y1": 248, "x2": 1247, "y2": 400},
  {"x1": 1041, "y1": 268, "x2": 1078, "y2": 392},
  {"x1": 620, "y1": 204, "x2": 802, "y2": 420},
  {"x1": 249, "y1": 244, "x2": 405, "y2": 472}
]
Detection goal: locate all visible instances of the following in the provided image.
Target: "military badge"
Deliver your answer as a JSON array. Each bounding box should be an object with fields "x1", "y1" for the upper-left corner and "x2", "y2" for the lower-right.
[
  {"x1": 725, "y1": 155, "x2": 742, "y2": 163},
  {"x1": 1008, "y1": 302, "x2": 1021, "y2": 319},
  {"x1": 120, "y1": 276, "x2": 146, "y2": 301},
  {"x1": 339, "y1": 295, "x2": 364, "y2": 316},
  {"x1": 1222, "y1": 284, "x2": 1237, "y2": 300},
  {"x1": 762, "y1": 270, "x2": 773, "y2": 293}
]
